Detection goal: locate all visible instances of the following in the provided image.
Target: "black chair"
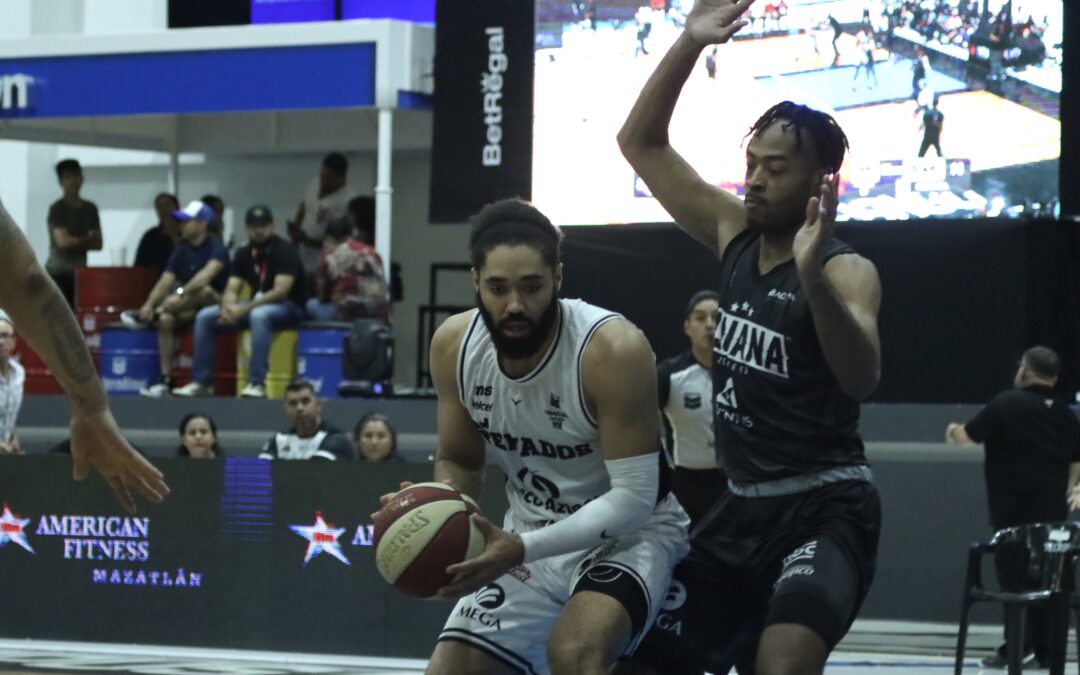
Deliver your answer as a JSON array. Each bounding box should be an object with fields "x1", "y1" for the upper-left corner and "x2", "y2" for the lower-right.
[{"x1": 954, "y1": 522, "x2": 1080, "y2": 675}]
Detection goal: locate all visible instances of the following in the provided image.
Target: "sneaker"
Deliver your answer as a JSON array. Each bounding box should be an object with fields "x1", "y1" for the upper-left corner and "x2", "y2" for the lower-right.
[
  {"x1": 980, "y1": 648, "x2": 1037, "y2": 669},
  {"x1": 120, "y1": 310, "x2": 148, "y2": 330},
  {"x1": 172, "y1": 381, "x2": 213, "y2": 397},
  {"x1": 239, "y1": 382, "x2": 266, "y2": 399},
  {"x1": 139, "y1": 382, "x2": 170, "y2": 399}
]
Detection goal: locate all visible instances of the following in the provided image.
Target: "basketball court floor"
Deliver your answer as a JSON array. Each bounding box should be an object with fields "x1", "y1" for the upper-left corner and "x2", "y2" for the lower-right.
[{"x1": 0, "y1": 621, "x2": 1069, "y2": 674}]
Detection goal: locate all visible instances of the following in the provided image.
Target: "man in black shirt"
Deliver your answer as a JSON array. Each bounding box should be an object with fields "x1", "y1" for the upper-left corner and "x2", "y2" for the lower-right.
[
  {"x1": 258, "y1": 380, "x2": 353, "y2": 460},
  {"x1": 918, "y1": 96, "x2": 945, "y2": 158},
  {"x1": 946, "y1": 346, "x2": 1080, "y2": 669},
  {"x1": 618, "y1": 1, "x2": 882, "y2": 672},
  {"x1": 173, "y1": 205, "x2": 305, "y2": 399},
  {"x1": 133, "y1": 193, "x2": 181, "y2": 274}
]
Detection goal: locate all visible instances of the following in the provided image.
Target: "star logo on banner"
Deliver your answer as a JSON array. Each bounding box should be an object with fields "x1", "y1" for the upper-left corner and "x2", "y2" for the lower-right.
[
  {"x1": 0, "y1": 502, "x2": 34, "y2": 554},
  {"x1": 289, "y1": 511, "x2": 349, "y2": 566}
]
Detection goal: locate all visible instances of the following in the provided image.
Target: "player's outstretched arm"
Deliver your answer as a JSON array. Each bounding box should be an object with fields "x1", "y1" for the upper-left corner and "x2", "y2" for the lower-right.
[
  {"x1": 618, "y1": 0, "x2": 754, "y2": 257},
  {"x1": 0, "y1": 198, "x2": 169, "y2": 513},
  {"x1": 429, "y1": 312, "x2": 487, "y2": 502}
]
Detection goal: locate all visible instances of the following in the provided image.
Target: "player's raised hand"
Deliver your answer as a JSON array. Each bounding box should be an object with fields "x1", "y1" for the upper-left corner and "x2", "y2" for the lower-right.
[
  {"x1": 70, "y1": 409, "x2": 169, "y2": 514},
  {"x1": 438, "y1": 514, "x2": 523, "y2": 598},
  {"x1": 685, "y1": 0, "x2": 754, "y2": 48},
  {"x1": 794, "y1": 172, "x2": 840, "y2": 277}
]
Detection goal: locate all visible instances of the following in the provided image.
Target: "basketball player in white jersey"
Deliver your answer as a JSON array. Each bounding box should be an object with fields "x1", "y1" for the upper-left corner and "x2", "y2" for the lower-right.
[
  {"x1": 409, "y1": 198, "x2": 689, "y2": 675},
  {"x1": 0, "y1": 196, "x2": 168, "y2": 512}
]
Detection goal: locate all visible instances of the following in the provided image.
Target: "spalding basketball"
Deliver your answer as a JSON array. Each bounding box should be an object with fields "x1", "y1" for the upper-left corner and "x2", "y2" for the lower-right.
[{"x1": 373, "y1": 482, "x2": 486, "y2": 598}]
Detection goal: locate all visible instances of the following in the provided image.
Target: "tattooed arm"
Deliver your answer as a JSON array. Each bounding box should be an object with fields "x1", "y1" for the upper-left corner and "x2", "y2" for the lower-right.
[{"x1": 0, "y1": 199, "x2": 169, "y2": 512}]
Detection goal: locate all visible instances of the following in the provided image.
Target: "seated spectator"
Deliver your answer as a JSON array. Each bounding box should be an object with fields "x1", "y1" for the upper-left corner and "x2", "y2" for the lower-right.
[
  {"x1": 354, "y1": 412, "x2": 399, "y2": 462},
  {"x1": 258, "y1": 380, "x2": 353, "y2": 460},
  {"x1": 305, "y1": 218, "x2": 389, "y2": 322},
  {"x1": 346, "y1": 195, "x2": 376, "y2": 246},
  {"x1": 130, "y1": 201, "x2": 230, "y2": 398},
  {"x1": 133, "y1": 192, "x2": 181, "y2": 274},
  {"x1": 0, "y1": 311, "x2": 24, "y2": 455},
  {"x1": 177, "y1": 412, "x2": 222, "y2": 458},
  {"x1": 172, "y1": 205, "x2": 305, "y2": 399},
  {"x1": 46, "y1": 159, "x2": 102, "y2": 308}
]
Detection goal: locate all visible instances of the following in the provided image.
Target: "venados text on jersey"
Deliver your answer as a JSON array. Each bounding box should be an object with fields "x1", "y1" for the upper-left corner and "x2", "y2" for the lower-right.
[
  {"x1": 476, "y1": 426, "x2": 596, "y2": 460},
  {"x1": 715, "y1": 309, "x2": 790, "y2": 378}
]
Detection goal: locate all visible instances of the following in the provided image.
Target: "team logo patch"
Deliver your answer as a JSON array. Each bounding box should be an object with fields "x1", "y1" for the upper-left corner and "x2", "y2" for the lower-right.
[
  {"x1": 474, "y1": 583, "x2": 506, "y2": 610},
  {"x1": 684, "y1": 393, "x2": 702, "y2": 409},
  {"x1": 516, "y1": 468, "x2": 561, "y2": 498},
  {"x1": 662, "y1": 579, "x2": 687, "y2": 611}
]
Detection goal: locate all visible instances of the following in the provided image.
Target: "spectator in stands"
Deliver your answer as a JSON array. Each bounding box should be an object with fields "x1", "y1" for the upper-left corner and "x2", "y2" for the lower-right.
[
  {"x1": 259, "y1": 380, "x2": 353, "y2": 460},
  {"x1": 289, "y1": 153, "x2": 359, "y2": 281},
  {"x1": 305, "y1": 217, "x2": 389, "y2": 323},
  {"x1": 201, "y1": 194, "x2": 226, "y2": 241},
  {"x1": 133, "y1": 193, "x2": 182, "y2": 274},
  {"x1": 177, "y1": 412, "x2": 222, "y2": 458},
  {"x1": 131, "y1": 201, "x2": 231, "y2": 398},
  {"x1": 945, "y1": 346, "x2": 1080, "y2": 669},
  {"x1": 346, "y1": 195, "x2": 376, "y2": 246},
  {"x1": 0, "y1": 311, "x2": 24, "y2": 455},
  {"x1": 354, "y1": 412, "x2": 398, "y2": 462},
  {"x1": 172, "y1": 205, "x2": 305, "y2": 399},
  {"x1": 46, "y1": 159, "x2": 102, "y2": 308}
]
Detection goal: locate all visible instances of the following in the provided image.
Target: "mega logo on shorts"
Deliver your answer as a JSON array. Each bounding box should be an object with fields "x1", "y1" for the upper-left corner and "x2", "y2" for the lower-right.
[{"x1": 458, "y1": 583, "x2": 506, "y2": 630}]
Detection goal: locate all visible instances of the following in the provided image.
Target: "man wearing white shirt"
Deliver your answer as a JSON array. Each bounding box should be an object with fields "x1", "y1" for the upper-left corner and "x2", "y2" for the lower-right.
[
  {"x1": 288, "y1": 153, "x2": 359, "y2": 280},
  {"x1": 0, "y1": 312, "x2": 25, "y2": 455}
]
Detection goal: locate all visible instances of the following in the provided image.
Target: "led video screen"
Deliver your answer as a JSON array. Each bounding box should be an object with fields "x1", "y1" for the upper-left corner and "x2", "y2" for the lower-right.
[{"x1": 532, "y1": 0, "x2": 1062, "y2": 224}]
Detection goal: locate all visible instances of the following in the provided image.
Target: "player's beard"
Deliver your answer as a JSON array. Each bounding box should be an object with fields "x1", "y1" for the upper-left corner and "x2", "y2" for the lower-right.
[{"x1": 477, "y1": 293, "x2": 560, "y2": 360}]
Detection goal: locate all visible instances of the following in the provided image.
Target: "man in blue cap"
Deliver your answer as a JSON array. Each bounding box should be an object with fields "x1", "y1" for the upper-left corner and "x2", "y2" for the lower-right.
[
  {"x1": 173, "y1": 205, "x2": 305, "y2": 399},
  {"x1": 128, "y1": 200, "x2": 231, "y2": 397}
]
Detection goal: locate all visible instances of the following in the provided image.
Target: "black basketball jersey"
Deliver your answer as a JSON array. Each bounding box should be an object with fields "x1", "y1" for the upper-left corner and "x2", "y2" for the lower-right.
[{"x1": 712, "y1": 229, "x2": 866, "y2": 483}]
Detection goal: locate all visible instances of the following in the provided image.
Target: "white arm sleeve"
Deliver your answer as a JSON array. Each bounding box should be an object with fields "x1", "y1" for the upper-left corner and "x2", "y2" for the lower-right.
[{"x1": 518, "y1": 453, "x2": 659, "y2": 563}]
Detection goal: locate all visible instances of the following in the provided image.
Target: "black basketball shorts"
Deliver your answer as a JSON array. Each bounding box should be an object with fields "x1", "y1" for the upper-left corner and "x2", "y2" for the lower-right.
[{"x1": 630, "y1": 479, "x2": 881, "y2": 674}]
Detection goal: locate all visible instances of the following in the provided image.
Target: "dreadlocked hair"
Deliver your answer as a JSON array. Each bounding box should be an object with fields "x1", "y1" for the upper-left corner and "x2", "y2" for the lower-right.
[
  {"x1": 746, "y1": 101, "x2": 849, "y2": 173},
  {"x1": 469, "y1": 198, "x2": 563, "y2": 270}
]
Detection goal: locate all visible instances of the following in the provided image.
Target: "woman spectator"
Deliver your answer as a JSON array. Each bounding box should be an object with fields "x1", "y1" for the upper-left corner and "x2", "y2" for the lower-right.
[
  {"x1": 177, "y1": 413, "x2": 222, "y2": 458},
  {"x1": 353, "y1": 412, "x2": 398, "y2": 462}
]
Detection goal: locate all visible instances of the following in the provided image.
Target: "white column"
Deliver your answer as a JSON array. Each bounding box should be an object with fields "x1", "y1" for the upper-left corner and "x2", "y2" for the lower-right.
[{"x1": 375, "y1": 108, "x2": 394, "y2": 273}]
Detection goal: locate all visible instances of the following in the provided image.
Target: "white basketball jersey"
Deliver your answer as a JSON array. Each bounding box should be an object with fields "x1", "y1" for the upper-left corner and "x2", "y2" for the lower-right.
[{"x1": 457, "y1": 299, "x2": 622, "y2": 524}]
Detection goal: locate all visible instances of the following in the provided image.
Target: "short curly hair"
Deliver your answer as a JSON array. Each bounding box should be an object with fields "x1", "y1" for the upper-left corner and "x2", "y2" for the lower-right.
[
  {"x1": 746, "y1": 101, "x2": 850, "y2": 172},
  {"x1": 469, "y1": 198, "x2": 563, "y2": 270}
]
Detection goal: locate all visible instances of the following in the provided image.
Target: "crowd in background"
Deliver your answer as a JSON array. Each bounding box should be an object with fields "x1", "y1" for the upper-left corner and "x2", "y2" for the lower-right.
[
  {"x1": 43, "y1": 154, "x2": 393, "y2": 400},
  {"x1": 883, "y1": 0, "x2": 1053, "y2": 66}
]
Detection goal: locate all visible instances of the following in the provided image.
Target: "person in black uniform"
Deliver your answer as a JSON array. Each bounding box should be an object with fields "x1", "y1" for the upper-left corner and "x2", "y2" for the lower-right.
[
  {"x1": 658, "y1": 290, "x2": 724, "y2": 525},
  {"x1": 946, "y1": 346, "x2": 1080, "y2": 669},
  {"x1": 617, "y1": 0, "x2": 882, "y2": 672},
  {"x1": 918, "y1": 96, "x2": 944, "y2": 158}
]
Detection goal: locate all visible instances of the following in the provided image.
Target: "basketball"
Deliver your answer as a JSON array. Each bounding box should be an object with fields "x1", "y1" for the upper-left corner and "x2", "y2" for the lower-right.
[{"x1": 373, "y1": 482, "x2": 486, "y2": 598}]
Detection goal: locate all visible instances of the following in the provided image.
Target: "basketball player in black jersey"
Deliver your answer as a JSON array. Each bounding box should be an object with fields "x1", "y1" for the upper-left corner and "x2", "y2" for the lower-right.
[
  {"x1": 616, "y1": 1, "x2": 883, "y2": 673},
  {"x1": 0, "y1": 197, "x2": 169, "y2": 513}
]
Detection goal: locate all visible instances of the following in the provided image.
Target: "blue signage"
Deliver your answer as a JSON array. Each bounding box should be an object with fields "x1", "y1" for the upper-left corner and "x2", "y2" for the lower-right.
[
  {"x1": 342, "y1": 0, "x2": 435, "y2": 23},
  {"x1": 0, "y1": 44, "x2": 375, "y2": 119},
  {"x1": 251, "y1": 0, "x2": 336, "y2": 24}
]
